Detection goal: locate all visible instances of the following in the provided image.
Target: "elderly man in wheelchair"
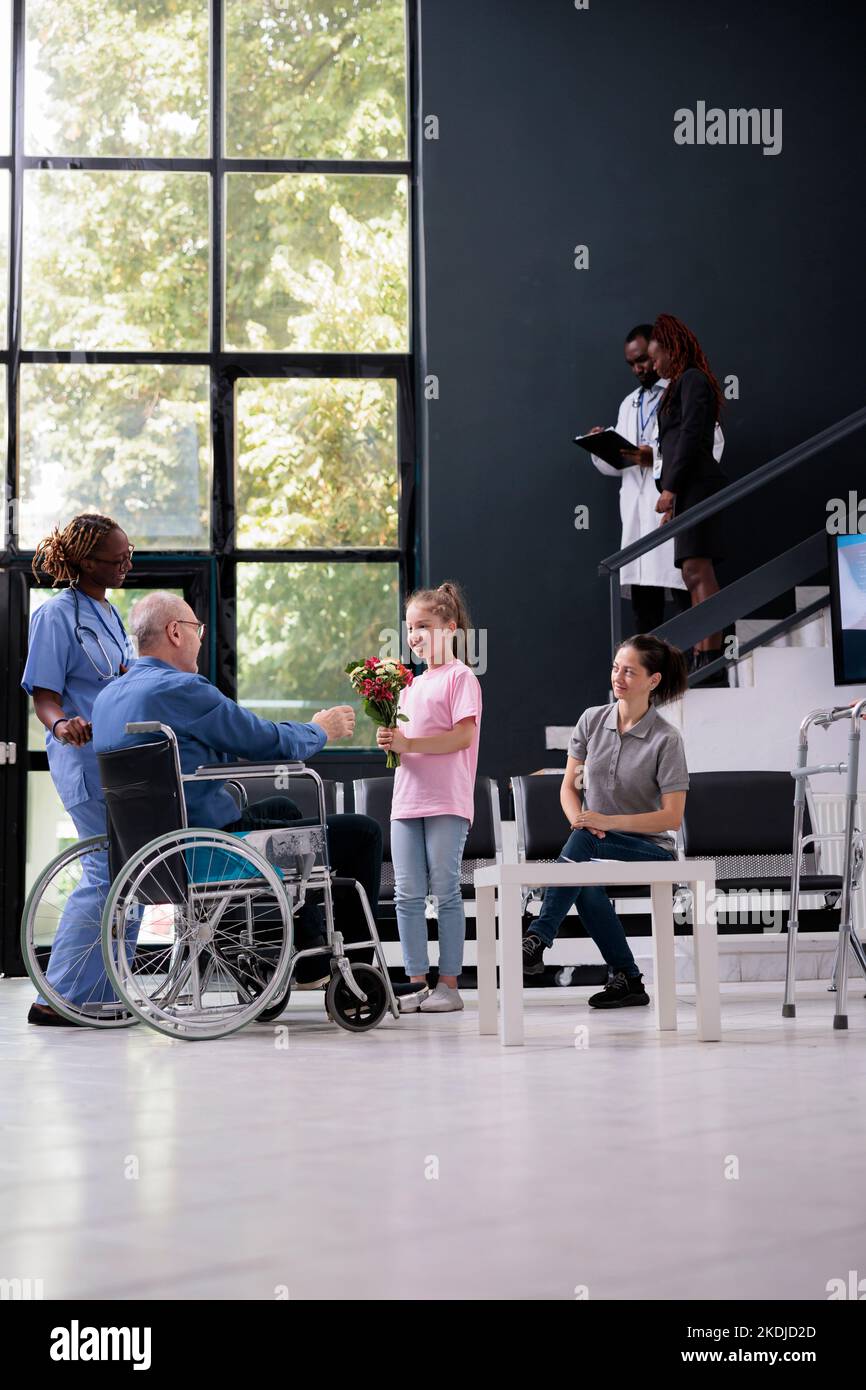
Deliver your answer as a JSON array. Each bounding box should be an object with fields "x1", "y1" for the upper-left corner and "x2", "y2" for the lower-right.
[{"x1": 22, "y1": 592, "x2": 398, "y2": 1039}]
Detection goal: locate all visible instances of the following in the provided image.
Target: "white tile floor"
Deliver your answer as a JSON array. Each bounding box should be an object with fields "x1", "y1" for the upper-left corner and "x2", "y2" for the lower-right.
[{"x1": 1, "y1": 976, "x2": 865, "y2": 1301}]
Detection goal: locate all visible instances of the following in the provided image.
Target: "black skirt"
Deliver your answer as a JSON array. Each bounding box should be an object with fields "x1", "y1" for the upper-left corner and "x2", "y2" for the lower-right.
[{"x1": 671, "y1": 474, "x2": 726, "y2": 566}]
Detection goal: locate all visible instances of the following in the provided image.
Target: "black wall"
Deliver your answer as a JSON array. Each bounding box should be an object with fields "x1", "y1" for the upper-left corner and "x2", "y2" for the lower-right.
[{"x1": 417, "y1": 0, "x2": 866, "y2": 787}]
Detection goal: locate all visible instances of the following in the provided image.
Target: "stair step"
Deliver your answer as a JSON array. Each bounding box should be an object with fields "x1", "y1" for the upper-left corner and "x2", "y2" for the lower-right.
[
  {"x1": 673, "y1": 645, "x2": 866, "y2": 789},
  {"x1": 735, "y1": 602, "x2": 829, "y2": 651},
  {"x1": 794, "y1": 584, "x2": 829, "y2": 610}
]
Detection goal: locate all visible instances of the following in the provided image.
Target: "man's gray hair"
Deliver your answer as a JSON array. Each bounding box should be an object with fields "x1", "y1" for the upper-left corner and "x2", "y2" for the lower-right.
[{"x1": 130, "y1": 591, "x2": 187, "y2": 653}]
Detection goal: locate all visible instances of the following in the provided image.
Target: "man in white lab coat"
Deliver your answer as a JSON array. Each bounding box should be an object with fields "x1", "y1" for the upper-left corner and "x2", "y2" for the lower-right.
[{"x1": 589, "y1": 323, "x2": 725, "y2": 634}]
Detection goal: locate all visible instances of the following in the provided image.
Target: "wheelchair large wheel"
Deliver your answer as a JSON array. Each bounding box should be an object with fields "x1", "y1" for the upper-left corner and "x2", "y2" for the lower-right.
[
  {"x1": 101, "y1": 829, "x2": 293, "y2": 1040},
  {"x1": 325, "y1": 964, "x2": 389, "y2": 1033},
  {"x1": 21, "y1": 837, "x2": 137, "y2": 1028}
]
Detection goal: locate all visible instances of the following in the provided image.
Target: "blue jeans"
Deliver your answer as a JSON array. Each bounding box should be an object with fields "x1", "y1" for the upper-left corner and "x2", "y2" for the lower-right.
[
  {"x1": 533, "y1": 828, "x2": 676, "y2": 976},
  {"x1": 391, "y1": 816, "x2": 470, "y2": 978}
]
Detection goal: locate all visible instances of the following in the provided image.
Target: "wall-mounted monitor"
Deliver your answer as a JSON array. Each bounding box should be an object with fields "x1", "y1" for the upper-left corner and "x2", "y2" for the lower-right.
[{"x1": 828, "y1": 532, "x2": 866, "y2": 684}]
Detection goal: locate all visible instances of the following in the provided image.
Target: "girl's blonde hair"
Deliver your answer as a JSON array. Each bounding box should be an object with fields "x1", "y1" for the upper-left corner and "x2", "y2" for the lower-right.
[
  {"x1": 32, "y1": 512, "x2": 120, "y2": 586},
  {"x1": 406, "y1": 580, "x2": 477, "y2": 666}
]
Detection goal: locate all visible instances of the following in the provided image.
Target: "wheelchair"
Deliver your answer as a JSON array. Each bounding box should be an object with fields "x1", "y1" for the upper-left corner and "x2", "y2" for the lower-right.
[{"x1": 21, "y1": 721, "x2": 399, "y2": 1040}]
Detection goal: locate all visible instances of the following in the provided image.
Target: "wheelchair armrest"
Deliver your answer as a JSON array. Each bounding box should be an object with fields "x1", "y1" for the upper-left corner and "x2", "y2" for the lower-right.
[
  {"x1": 190, "y1": 760, "x2": 306, "y2": 780},
  {"x1": 224, "y1": 779, "x2": 249, "y2": 813}
]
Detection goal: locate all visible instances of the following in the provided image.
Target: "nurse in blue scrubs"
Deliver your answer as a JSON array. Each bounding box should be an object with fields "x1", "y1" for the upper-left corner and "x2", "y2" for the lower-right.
[{"x1": 22, "y1": 513, "x2": 135, "y2": 1026}]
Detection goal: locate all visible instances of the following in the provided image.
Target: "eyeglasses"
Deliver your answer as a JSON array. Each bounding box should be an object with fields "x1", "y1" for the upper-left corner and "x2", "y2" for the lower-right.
[
  {"x1": 171, "y1": 619, "x2": 206, "y2": 640},
  {"x1": 90, "y1": 546, "x2": 135, "y2": 566}
]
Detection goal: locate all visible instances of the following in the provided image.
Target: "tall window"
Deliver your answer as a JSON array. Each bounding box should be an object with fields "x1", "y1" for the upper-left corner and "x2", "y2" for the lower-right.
[{"x1": 4, "y1": 0, "x2": 416, "y2": 745}]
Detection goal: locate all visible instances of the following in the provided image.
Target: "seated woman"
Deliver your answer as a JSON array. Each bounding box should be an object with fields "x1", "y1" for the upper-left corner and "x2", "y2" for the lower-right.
[{"x1": 521, "y1": 634, "x2": 690, "y2": 1007}]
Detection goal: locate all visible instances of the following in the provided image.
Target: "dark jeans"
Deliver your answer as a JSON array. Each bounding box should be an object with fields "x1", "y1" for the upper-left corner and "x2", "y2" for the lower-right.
[
  {"x1": 225, "y1": 796, "x2": 382, "y2": 961},
  {"x1": 533, "y1": 828, "x2": 676, "y2": 976},
  {"x1": 630, "y1": 584, "x2": 691, "y2": 635}
]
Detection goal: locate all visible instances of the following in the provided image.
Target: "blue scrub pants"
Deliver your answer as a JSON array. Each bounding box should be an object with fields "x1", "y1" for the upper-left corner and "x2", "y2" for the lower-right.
[{"x1": 40, "y1": 796, "x2": 119, "y2": 1007}]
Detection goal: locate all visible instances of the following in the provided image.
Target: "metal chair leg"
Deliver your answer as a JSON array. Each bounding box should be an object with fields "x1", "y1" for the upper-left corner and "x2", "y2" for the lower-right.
[{"x1": 783, "y1": 798, "x2": 806, "y2": 1018}]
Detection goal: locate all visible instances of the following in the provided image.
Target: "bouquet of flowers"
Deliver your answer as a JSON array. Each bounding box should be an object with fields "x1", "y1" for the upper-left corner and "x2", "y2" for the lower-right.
[{"x1": 345, "y1": 657, "x2": 414, "y2": 769}]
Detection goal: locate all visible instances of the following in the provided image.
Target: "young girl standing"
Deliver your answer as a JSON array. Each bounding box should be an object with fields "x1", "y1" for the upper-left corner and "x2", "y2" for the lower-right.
[{"x1": 376, "y1": 582, "x2": 482, "y2": 1013}]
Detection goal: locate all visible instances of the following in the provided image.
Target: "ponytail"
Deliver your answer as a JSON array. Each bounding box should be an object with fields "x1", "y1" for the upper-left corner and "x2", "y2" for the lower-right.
[
  {"x1": 32, "y1": 512, "x2": 119, "y2": 586},
  {"x1": 616, "y1": 633, "x2": 689, "y2": 705},
  {"x1": 406, "y1": 580, "x2": 476, "y2": 667}
]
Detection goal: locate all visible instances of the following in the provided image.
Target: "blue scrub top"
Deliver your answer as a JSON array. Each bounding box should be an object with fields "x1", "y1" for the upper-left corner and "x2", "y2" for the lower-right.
[
  {"x1": 91, "y1": 656, "x2": 328, "y2": 828},
  {"x1": 21, "y1": 587, "x2": 135, "y2": 812}
]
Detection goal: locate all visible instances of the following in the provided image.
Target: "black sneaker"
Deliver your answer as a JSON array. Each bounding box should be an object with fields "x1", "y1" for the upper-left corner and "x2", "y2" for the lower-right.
[
  {"x1": 522, "y1": 932, "x2": 547, "y2": 976},
  {"x1": 588, "y1": 971, "x2": 650, "y2": 1009}
]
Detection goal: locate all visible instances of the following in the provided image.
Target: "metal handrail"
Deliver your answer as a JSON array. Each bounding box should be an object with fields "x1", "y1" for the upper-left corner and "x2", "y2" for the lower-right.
[
  {"x1": 599, "y1": 404, "x2": 866, "y2": 575},
  {"x1": 596, "y1": 403, "x2": 866, "y2": 656}
]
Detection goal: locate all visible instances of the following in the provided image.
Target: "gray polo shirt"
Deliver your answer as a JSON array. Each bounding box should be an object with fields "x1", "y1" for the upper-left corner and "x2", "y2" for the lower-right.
[{"x1": 568, "y1": 703, "x2": 689, "y2": 851}]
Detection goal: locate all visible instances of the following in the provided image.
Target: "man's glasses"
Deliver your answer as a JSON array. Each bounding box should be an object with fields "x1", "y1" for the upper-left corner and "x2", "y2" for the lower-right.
[{"x1": 171, "y1": 620, "x2": 206, "y2": 640}]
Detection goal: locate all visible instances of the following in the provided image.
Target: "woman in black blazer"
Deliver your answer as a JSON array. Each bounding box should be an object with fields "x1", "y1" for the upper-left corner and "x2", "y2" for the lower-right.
[{"x1": 648, "y1": 314, "x2": 727, "y2": 674}]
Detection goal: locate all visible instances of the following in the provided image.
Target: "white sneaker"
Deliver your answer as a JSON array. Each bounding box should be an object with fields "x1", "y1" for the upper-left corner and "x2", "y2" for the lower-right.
[
  {"x1": 419, "y1": 982, "x2": 464, "y2": 1013},
  {"x1": 398, "y1": 984, "x2": 431, "y2": 1013}
]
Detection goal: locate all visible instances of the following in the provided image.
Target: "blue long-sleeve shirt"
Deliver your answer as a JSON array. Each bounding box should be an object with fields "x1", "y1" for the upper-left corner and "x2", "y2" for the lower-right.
[{"x1": 91, "y1": 656, "x2": 327, "y2": 828}]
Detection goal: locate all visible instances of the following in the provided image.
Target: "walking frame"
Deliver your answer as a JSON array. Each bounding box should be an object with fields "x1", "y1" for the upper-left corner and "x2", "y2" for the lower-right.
[{"x1": 784, "y1": 699, "x2": 866, "y2": 1029}]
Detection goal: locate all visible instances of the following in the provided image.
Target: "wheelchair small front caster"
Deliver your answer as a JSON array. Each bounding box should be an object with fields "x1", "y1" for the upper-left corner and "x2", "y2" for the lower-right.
[{"x1": 325, "y1": 964, "x2": 389, "y2": 1033}]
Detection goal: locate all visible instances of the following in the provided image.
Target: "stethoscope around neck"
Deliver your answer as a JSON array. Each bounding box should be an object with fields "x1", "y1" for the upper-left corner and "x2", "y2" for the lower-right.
[{"x1": 70, "y1": 585, "x2": 130, "y2": 682}]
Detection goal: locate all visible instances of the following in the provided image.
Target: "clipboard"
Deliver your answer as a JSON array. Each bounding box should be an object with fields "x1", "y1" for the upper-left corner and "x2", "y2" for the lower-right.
[{"x1": 573, "y1": 429, "x2": 639, "y2": 470}]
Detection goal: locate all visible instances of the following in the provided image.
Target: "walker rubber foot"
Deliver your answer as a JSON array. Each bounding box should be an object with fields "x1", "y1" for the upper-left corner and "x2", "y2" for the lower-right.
[
  {"x1": 782, "y1": 1004, "x2": 796, "y2": 1018},
  {"x1": 833, "y1": 1015, "x2": 849, "y2": 1030}
]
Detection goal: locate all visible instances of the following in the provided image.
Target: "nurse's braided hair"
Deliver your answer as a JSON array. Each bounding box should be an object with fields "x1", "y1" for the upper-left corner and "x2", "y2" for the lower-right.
[
  {"x1": 32, "y1": 513, "x2": 119, "y2": 586},
  {"x1": 406, "y1": 580, "x2": 477, "y2": 667},
  {"x1": 617, "y1": 634, "x2": 690, "y2": 705}
]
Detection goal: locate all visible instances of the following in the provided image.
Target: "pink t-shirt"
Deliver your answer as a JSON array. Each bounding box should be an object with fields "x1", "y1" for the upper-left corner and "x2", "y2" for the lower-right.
[{"x1": 390, "y1": 660, "x2": 482, "y2": 824}]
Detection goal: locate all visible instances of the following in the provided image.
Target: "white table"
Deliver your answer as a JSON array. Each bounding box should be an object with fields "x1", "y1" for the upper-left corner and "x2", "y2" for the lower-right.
[{"x1": 473, "y1": 859, "x2": 719, "y2": 1045}]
